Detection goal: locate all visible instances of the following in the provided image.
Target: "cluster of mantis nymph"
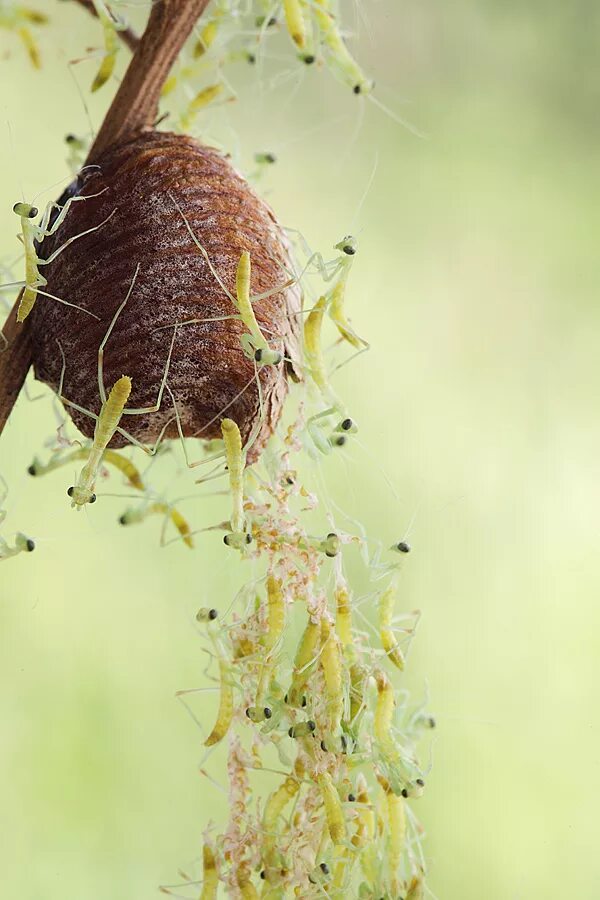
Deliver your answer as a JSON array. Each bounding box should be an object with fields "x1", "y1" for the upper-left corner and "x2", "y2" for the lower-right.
[
  {"x1": 2, "y1": 180, "x2": 430, "y2": 895},
  {"x1": 166, "y1": 515, "x2": 430, "y2": 898},
  {"x1": 1, "y1": 4, "x2": 432, "y2": 894},
  {"x1": 1, "y1": 174, "x2": 370, "y2": 550},
  {"x1": 34, "y1": 0, "x2": 378, "y2": 135}
]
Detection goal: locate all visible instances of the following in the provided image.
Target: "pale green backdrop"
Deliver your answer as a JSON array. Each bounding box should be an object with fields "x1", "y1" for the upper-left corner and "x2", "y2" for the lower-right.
[{"x1": 1, "y1": 2, "x2": 598, "y2": 898}]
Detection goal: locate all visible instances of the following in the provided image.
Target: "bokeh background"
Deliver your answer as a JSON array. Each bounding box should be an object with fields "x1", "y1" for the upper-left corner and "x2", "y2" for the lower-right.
[{"x1": 1, "y1": 2, "x2": 599, "y2": 898}]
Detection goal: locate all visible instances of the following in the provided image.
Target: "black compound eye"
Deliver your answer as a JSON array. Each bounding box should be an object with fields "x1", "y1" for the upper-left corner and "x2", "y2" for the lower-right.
[
  {"x1": 223, "y1": 535, "x2": 231, "y2": 546},
  {"x1": 254, "y1": 348, "x2": 263, "y2": 362},
  {"x1": 118, "y1": 515, "x2": 127, "y2": 525},
  {"x1": 353, "y1": 84, "x2": 361, "y2": 94},
  {"x1": 247, "y1": 53, "x2": 256, "y2": 64},
  {"x1": 307, "y1": 720, "x2": 315, "y2": 732},
  {"x1": 416, "y1": 778, "x2": 425, "y2": 786},
  {"x1": 264, "y1": 707, "x2": 272, "y2": 719},
  {"x1": 29, "y1": 206, "x2": 38, "y2": 218},
  {"x1": 334, "y1": 435, "x2": 346, "y2": 447},
  {"x1": 341, "y1": 418, "x2": 353, "y2": 431},
  {"x1": 27, "y1": 464, "x2": 36, "y2": 476},
  {"x1": 208, "y1": 608, "x2": 218, "y2": 620},
  {"x1": 304, "y1": 54, "x2": 315, "y2": 64},
  {"x1": 401, "y1": 788, "x2": 409, "y2": 798},
  {"x1": 245, "y1": 533, "x2": 253, "y2": 544},
  {"x1": 320, "y1": 863, "x2": 329, "y2": 874},
  {"x1": 26, "y1": 539, "x2": 35, "y2": 552},
  {"x1": 348, "y1": 793, "x2": 356, "y2": 802},
  {"x1": 396, "y1": 541, "x2": 411, "y2": 553},
  {"x1": 89, "y1": 493, "x2": 97, "y2": 504},
  {"x1": 67, "y1": 486, "x2": 74, "y2": 497}
]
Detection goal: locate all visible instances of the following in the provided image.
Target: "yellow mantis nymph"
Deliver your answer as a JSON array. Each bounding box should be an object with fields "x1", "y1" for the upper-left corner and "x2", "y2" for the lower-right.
[
  {"x1": 320, "y1": 617, "x2": 344, "y2": 734},
  {"x1": 374, "y1": 671, "x2": 425, "y2": 799},
  {"x1": 317, "y1": 771, "x2": 346, "y2": 846},
  {"x1": 118, "y1": 500, "x2": 194, "y2": 548},
  {"x1": 378, "y1": 581, "x2": 405, "y2": 671},
  {"x1": 193, "y1": 5, "x2": 223, "y2": 57},
  {"x1": 261, "y1": 773, "x2": 300, "y2": 872},
  {"x1": 235, "y1": 250, "x2": 286, "y2": 366},
  {"x1": 58, "y1": 264, "x2": 177, "y2": 507},
  {"x1": 385, "y1": 785, "x2": 407, "y2": 897},
  {"x1": 248, "y1": 575, "x2": 285, "y2": 721},
  {"x1": 0, "y1": 1, "x2": 47, "y2": 68},
  {"x1": 283, "y1": 0, "x2": 306, "y2": 50},
  {"x1": 303, "y1": 296, "x2": 358, "y2": 451},
  {"x1": 12, "y1": 192, "x2": 113, "y2": 322},
  {"x1": 179, "y1": 83, "x2": 226, "y2": 131},
  {"x1": 311, "y1": 0, "x2": 374, "y2": 95},
  {"x1": 196, "y1": 607, "x2": 235, "y2": 746},
  {"x1": 220, "y1": 417, "x2": 254, "y2": 550},
  {"x1": 199, "y1": 842, "x2": 219, "y2": 899},
  {"x1": 286, "y1": 615, "x2": 321, "y2": 707},
  {"x1": 67, "y1": 375, "x2": 132, "y2": 508},
  {"x1": 90, "y1": 0, "x2": 128, "y2": 92},
  {"x1": 28, "y1": 445, "x2": 144, "y2": 490},
  {"x1": 163, "y1": 197, "x2": 293, "y2": 369}
]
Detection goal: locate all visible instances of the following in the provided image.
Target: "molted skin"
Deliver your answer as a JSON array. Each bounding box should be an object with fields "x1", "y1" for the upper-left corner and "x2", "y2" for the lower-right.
[{"x1": 29, "y1": 131, "x2": 302, "y2": 458}]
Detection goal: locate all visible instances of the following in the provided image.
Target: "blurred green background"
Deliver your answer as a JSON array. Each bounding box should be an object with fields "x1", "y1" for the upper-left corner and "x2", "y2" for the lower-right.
[{"x1": 1, "y1": 2, "x2": 599, "y2": 898}]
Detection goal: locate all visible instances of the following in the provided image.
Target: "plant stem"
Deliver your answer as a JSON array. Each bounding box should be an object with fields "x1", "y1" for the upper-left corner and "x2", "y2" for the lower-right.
[{"x1": 0, "y1": 295, "x2": 32, "y2": 434}]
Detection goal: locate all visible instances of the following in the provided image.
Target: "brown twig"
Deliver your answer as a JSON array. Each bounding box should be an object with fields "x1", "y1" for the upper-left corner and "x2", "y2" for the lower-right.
[
  {"x1": 0, "y1": 295, "x2": 32, "y2": 434},
  {"x1": 0, "y1": 0, "x2": 212, "y2": 435},
  {"x1": 71, "y1": 0, "x2": 140, "y2": 53}
]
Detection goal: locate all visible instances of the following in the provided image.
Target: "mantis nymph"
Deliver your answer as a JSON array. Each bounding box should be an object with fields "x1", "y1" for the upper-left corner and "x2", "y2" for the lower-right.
[
  {"x1": 311, "y1": 0, "x2": 374, "y2": 95},
  {"x1": 378, "y1": 581, "x2": 405, "y2": 671},
  {"x1": 118, "y1": 499, "x2": 194, "y2": 548},
  {"x1": 12, "y1": 193, "x2": 113, "y2": 322},
  {"x1": 196, "y1": 607, "x2": 235, "y2": 746},
  {"x1": 385, "y1": 784, "x2": 407, "y2": 897},
  {"x1": 199, "y1": 842, "x2": 219, "y2": 899},
  {"x1": 0, "y1": 1, "x2": 47, "y2": 69},
  {"x1": 90, "y1": 0, "x2": 129, "y2": 92},
  {"x1": 67, "y1": 375, "x2": 132, "y2": 508},
  {"x1": 28, "y1": 445, "x2": 144, "y2": 491},
  {"x1": 165, "y1": 196, "x2": 293, "y2": 369},
  {"x1": 221, "y1": 417, "x2": 253, "y2": 550},
  {"x1": 58, "y1": 264, "x2": 177, "y2": 508},
  {"x1": 317, "y1": 771, "x2": 347, "y2": 845}
]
